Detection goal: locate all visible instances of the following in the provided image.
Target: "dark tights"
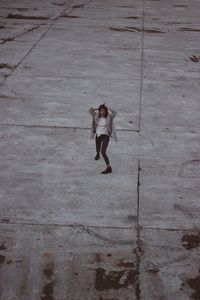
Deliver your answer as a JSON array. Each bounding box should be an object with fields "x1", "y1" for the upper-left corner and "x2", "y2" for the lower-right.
[{"x1": 95, "y1": 134, "x2": 110, "y2": 166}]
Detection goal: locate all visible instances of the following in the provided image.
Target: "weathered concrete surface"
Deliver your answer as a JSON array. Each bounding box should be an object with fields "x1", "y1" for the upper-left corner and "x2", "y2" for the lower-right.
[{"x1": 0, "y1": 0, "x2": 200, "y2": 299}]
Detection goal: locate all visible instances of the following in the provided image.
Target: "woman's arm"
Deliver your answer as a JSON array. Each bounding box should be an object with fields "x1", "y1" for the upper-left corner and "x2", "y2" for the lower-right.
[
  {"x1": 88, "y1": 107, "x2": 98, "y2": 117},
  {"x1": 107, "y1": 107, "x2": 117, "y2": 119}
]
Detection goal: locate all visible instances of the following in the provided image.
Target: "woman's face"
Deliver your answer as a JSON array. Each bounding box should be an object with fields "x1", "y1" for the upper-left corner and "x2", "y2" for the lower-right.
[{"x1": 100, "y1": 108, "x2": 106, "y2": 117}]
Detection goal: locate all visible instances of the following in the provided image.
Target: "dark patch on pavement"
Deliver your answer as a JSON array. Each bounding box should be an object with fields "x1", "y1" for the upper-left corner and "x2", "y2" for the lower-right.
[
  {"x1": 7, "y1": 13, "x2": 49, "y2": 20},
  {"x1": 0, "y1": 241, "x2": 7, "y2": 250},
  {"x1": 124, "y1": 214, "x2": 137, "y2": 222},
  {"x1": 43, "y1": 263, "x2": 54, "y2": 278},
  {"x1": 1, "y1": 218, "x2": 10, "y2": 223},
  {"x1": 41, "y1": 263, "x2": 55, "y2": 300},
  {"x1": 120, "y1": 16, "x2": 141, "y2": 19},
  {"x1": 188, "y1": 55, "x2": 200, "y2": 62},
  {"x1": 0, "y1": 255, "x2": 6, "y2": 264},
  {"x1": 95, "y1": 253, "x2": 102, "y2": 263},
  {"x1": 186, "y1": 273, "x2": 200, "y2": 299},
  {"x1": 95, "y1": 268, "x2": 137, "y2": 290},
  {"x1": 62, "y1": 14, "x2": 80, "y2": 18},
  {"x1": 182, "y1": 234, "x2": 200, "y2": 250}
]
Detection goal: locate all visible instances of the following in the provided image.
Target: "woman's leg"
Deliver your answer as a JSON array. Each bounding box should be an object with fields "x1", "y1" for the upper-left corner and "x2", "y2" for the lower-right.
[
  {"x1": 95, "y1": 135, "x2": 101, "y2": 159},
  {"x1": 101, "y1": 135, "x2": 110, "y2": 166}
]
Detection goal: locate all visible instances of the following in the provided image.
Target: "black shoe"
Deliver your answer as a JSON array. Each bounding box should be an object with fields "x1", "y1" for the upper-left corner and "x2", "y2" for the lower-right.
[
  {"x1": 95, "y1": 153, "x2": 100, "y2": 160},
  {"x1": 101, "y1": 166, "x2": 112, "y2": 174}
]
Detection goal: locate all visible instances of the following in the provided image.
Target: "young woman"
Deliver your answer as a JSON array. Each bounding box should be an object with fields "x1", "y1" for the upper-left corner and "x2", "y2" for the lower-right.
[{"x1": 89, "y1": 103, "x2": 117, "y2": 174}]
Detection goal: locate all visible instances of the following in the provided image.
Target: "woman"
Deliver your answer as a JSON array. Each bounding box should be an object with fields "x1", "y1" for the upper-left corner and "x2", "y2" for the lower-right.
[{"x1": 89, "y1": 103, "x2": 117, "y2": 174}]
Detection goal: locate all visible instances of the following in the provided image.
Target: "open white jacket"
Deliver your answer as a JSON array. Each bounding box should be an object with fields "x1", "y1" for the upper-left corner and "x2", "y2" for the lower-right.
[{"x1": 89, "y1": 108, "x2": 118, "y2": 142}]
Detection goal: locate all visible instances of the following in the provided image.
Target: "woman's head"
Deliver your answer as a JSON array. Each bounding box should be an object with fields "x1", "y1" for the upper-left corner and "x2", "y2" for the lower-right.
[{"x1": 98, "y1": 103, "x2": 108, "y2": 118}]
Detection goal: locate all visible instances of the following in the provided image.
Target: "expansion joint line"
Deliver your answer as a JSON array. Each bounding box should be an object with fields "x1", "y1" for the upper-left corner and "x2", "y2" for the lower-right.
[{"x1": 135, "y1": 0, "x2": 145, "y2": 297}]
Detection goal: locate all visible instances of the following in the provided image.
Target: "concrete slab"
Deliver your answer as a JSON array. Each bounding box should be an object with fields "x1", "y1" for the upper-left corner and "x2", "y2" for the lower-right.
[
  {"x1": 140, "y1": 228, "x2": 200, "y2": 300},
  {"x1": 13, "y1": 41, "x2": 141, "y2": 79},
  {"x1": 0, "y1": 126, "x2": 138, "y2": 227},
  {"x1": 0, "y1": 223, "x2": 138, "y2": 300},
  {"x1": 0, "y1": 76, "x2": 140, "y2": 130},
  {"x1": 140, "y1": 79, "x2": 200, "y2": 132},
  {"x1": 139, "y1": 131, "x2": 200, "y2": 229},
  {"x1": 0, "y1": 0, "x2": 200, "y2": 298}
]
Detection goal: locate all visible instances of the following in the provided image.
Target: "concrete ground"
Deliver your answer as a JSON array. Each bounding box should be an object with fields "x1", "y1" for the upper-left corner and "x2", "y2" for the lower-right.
[{"x1": 0, "y1": 0, "x2": 200, "y2": 299}]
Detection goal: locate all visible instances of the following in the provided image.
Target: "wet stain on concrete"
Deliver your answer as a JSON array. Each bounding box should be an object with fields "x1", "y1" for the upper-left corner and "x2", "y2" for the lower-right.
[
  {"x1": 181, "y1": 234, "x2": 200, "y2": 250},
  {"x1": 124, "y1": 214, "x2": 137, "y2": 222},
  {"x1": 0, "y1": 255, "x2": 6, "y2": 264},
  {"x1": 7, "y1": 13, "x2": 49, "y2": 20},
  {"x1": 43, "y1": 263, "x2": 54, "y2": 278},
  {"x1": 0, "y1": 241, "x2": 7, "y2": 250},
  {"x1": 186, "y1": 274, "x2": 200, "y2": 299},
  {"x1": 95, "y1": 268, "x2": 137, "y2": 290},
  {"x1": 188, "y1": 55, "x2": 200, "y2": 62},
  {"x1": 41, "y1": 263, "x2": 55, "y2": 300}
]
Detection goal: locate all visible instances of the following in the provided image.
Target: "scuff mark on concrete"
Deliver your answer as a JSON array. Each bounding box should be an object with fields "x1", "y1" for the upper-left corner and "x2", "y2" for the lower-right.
[
  {"x1": 62, "y1": 14, "x2": 80, "y2": 18},
  {"x1": 72, "y1": 4, "x2": 85, "y2": 9},
  {"x1": 174, "y1": 203, "x2": 197, "y2": 218},
  {"x1": 79, "y1": 224, "x2": 133, "y2": 245},
  {"x1": 0, "y1": 63, "x2": 15, "y2": 70},
  {"x1": 0, "y1": 25, "x2": 40, "y2": 44},
  {"x1": 188, "y1": 55, "x2": 200, "y2": 62},
  {"x1": 179, "y1": 27, "x2": 200, "y2": 32},
  {"x1": 7, "y1": 13, "x2": 49, "y2": 20},
  {"x1": 109, "y1": 27, "x2": 165, "y2": 33}
]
